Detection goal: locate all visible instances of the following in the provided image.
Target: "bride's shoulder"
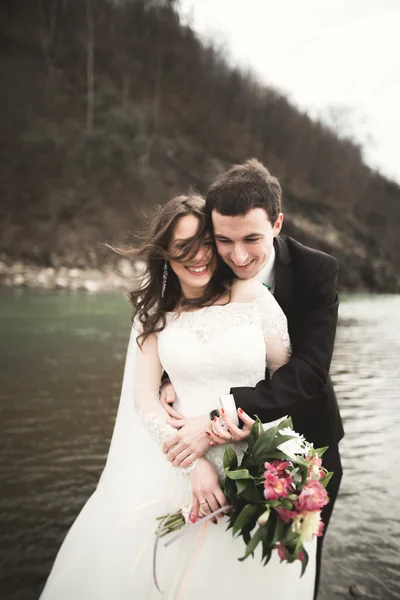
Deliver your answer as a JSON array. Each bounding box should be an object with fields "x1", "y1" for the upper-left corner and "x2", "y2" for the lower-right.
[{"x1": 230, "y1": 279, "x2": 269, "y2": 303}]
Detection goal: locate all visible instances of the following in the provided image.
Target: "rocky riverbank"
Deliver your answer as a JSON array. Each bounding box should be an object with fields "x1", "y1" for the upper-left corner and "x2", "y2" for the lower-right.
[{"x1": 0, "y1": 259, "x2": 144, "y2": 293}]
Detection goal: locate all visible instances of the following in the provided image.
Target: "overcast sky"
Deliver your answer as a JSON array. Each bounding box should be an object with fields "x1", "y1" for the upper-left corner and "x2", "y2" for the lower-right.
[{"x1": 179, "y1": 0, "x2": 400, "y2": 183}]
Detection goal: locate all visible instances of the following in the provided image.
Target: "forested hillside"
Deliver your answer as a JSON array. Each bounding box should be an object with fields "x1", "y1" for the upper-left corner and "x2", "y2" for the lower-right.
[{"x1": 1, "y1": 0, "x2": 399, "y2": 290}]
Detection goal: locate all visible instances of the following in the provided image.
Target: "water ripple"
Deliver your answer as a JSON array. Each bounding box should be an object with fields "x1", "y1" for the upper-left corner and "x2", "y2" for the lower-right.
[{"x1": 1, "y1": 291, "x2": 400, "y2": 600}]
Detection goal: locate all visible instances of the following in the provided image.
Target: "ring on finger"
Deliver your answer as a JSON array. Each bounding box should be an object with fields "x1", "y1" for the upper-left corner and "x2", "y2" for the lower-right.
[{"x1": 199, "y1": 501, "x2": 209, "y2": 515}]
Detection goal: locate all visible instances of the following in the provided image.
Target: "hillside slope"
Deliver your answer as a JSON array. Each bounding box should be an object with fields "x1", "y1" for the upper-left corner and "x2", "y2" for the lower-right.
[{"x1": 0, "y1": 0, "x2": 399, "y2": 291}]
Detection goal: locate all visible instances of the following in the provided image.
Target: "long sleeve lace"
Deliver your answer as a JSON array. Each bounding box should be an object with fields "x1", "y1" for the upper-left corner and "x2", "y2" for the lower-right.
[{"x1": 134, "y1": 332, "x2": 197, "y2": 473}]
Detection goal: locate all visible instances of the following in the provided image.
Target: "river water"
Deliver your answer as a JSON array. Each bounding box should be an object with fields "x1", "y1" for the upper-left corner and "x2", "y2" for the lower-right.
[{"x1": 0, "y1": 290, "x2": 399, "y2": 600}]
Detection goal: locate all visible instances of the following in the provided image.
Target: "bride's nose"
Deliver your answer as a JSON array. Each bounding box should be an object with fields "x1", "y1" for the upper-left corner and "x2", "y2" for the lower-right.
[{"x1": 192, "y1": 246, "x2": 208, "y2": 264}]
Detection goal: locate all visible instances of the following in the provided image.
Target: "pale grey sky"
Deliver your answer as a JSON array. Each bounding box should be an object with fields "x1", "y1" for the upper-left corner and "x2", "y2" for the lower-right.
[{"x1": 179, "y1": 0, "x2": 400, "y2": 183}]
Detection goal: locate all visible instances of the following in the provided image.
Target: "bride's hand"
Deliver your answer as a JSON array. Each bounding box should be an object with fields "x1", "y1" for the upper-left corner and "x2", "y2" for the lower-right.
[
  {"x1": 189, "y1": 458, "x2": 229, "y2": 522},
  {"x1": 162, "y1": 415, "x2": 211, "y2": 467},
  {"x1": 208, "y1": 407, "x2": 255, "y2": 445}
]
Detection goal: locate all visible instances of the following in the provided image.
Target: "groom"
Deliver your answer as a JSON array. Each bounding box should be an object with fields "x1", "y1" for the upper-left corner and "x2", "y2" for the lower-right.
[{"x1": 161, "y1": 158, "x2": 344, "y2": 598}]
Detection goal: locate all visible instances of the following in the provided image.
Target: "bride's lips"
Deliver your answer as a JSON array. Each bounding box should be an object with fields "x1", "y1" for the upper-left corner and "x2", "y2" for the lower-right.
[{"x1": 184, "y1": 263, "x2": 210, "y2": 277}]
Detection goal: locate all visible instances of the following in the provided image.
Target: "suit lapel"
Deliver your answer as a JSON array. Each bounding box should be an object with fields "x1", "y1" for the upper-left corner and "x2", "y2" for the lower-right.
[{"x1": 273, "y1": 236, "x2": 293, "y2": 318}]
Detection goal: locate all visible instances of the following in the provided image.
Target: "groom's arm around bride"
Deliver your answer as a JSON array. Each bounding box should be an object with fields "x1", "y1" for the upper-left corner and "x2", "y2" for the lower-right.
[{"x1": 160, "y1": 159, "x2": 344, "y2": 598}]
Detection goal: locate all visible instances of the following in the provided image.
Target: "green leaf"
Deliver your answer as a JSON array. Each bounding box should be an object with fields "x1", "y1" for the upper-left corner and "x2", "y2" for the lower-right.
[
  {"x1": 259, "y1": 512, "x2": 275, "y2": 563},
  {"x1": 251, "y1": 426, "x2": 279, "y2": 460},
  {"x1": 271, "y1": 515, "x2": 287, "y2": 545},
  {"x1": 238, "y1": 526, "x2": 264, "y2": 561},
  {"x1": 240, "y1": 481, "x2": 261, "y2": 503},
  {"x1": 294, "y1": 534, "x2": 304, "y2": 555},
  {"x1": 243, "y1": 529, "x2": 251, "y2": 545},
  {"x1": 315, "y1": 446, "x2": 329, "y2": 458},
  {"x1": 300, "y1": 548, "x2": 309, "y2": 577},
  {"x1": 259, "y1": 450, "x2": 294, "y2": 462},
  {"x1": 257, "y1": 507, "x2": 271, "y2": 527},
  {"x1": 279, "y1": 498, "x2": 293, "y2": 510},
  {"x1": 240, "y1": 451, "x2": 250, "y2": 469},
  {"x1": 321, "y1": 471, "x2": 333, "y2": 488},
  {"x1": 275, "y1": 416, "x2": 293, "y2": 431},
  {"x1": 226, "y1": 469, "x2": 253, "y2": 481},
  {"x1": 246, "y1": 418, "x2": 264, "y2": 453},
  {"x1": 275, "y1": 433, "x2": 300, "y2": 447},
  {"x1": 223, "y1": 447, "x2": 238, "y2": 471},
  {"x1": 235, "y1": 479, "x2": 250, "y2": 495},
  {"x1": 263, "y1": 511, "x2": 276, "y2": 545},
  {"x1": 263, "y1": 549, "x2": 272, "y2": 566},
  {"x1": 291, "y1": 455, "x2": 310, "y2": 468},
  {"x1": 232, "y1": 504, "x2": 258, "y2": 536},
  {"x1": 221, "y1": 477, "x2": 235, "y2": 499}
]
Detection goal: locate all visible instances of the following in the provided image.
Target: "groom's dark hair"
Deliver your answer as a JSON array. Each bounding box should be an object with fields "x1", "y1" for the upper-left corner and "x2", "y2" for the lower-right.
[{"x1": 205, "y1": 158, "x2": 282, "y2": 225}]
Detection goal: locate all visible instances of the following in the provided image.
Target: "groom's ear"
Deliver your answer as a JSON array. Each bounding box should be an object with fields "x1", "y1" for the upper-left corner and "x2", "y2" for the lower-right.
[{"x1": 273, "y1": 213, "x2": 284, "y2": 237}]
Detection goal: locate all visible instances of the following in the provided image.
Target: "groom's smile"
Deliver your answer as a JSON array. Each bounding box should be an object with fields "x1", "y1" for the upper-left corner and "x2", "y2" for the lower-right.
[{"x1": 211, "y1": 208, "x2": 283, "y2": 280}]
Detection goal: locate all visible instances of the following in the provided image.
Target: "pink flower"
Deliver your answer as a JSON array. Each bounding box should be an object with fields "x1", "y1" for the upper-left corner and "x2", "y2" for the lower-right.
[
  {"x1": 264, "y1": 460, "x2": 292, "y2": 475},
  {"x1": 315, "y1": 519, "x2": 325, "y2": 538},
  {"x1": 308, "y1": 455, "x2": 322, "y2": 468},
  {"x1": 264, "y1": 472, "x2": 291, "y2": 500},
  {"x1": 274, "y1": 542, "x2": 287, "y2": 561},
  {"x1": 307, "y1": 455, "x2": 324, "y2": 480},
  {"x1": 276, "y1": 507, "x2": 300, "y2": 524},
  {"x1": 263, "y1": 460, "x2": 294, "y2": 500},
  {"x1": 274, "y1": 542, "x2": 305, "y2": 563},
  {"x1": 296, "y1": 480, "x2": 329, "y2": 512}
]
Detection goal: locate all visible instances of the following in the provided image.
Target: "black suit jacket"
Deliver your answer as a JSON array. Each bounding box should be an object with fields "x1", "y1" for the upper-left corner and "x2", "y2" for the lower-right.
[{"x1": 232, "y1": 235, "x2": 344, "y2": 449}]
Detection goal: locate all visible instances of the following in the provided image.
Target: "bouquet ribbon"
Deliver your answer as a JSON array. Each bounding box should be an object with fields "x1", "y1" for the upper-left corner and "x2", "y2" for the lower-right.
[{"x1": 153, "y1": 504, "x2": 234, "y2": 594}]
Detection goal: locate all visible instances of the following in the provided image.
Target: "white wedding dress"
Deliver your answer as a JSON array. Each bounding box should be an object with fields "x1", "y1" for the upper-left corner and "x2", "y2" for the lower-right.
[{"x1": 40, "y1": 286, "x2": 316, "y2": 599}]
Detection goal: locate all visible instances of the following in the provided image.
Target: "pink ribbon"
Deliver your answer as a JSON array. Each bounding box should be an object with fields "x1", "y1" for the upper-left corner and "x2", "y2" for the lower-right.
[{"x1": 153, "y1": 505, "x2": 234, "y2": 594}]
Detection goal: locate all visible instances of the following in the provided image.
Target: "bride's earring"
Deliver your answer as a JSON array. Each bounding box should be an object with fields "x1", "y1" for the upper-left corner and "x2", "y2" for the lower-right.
[{"x1": 161, "y1": 261, "x2": 168, "y2": 298}]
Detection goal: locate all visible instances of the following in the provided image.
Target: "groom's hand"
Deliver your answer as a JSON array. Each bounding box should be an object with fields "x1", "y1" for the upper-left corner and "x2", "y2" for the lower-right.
[
  {"x1": 159, "y1": 381, "x2": 183, "y2": 419},
  {"x1": 162, "y1": 415, "x2": 211, "y2": 467}
]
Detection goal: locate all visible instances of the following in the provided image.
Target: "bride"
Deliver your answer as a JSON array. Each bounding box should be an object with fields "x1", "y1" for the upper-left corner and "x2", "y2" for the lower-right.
[{"x1": 39, "y1": 193, "x2": 316, "y2": 599}]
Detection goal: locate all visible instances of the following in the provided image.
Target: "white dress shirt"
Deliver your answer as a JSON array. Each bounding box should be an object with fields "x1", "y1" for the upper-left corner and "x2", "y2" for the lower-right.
[
  {"x1": 220, "y1": 246, "x2": 277, "y2": 425},
  {"x1": 254, "y1": 245, "x2": 276, "y2": 293}
]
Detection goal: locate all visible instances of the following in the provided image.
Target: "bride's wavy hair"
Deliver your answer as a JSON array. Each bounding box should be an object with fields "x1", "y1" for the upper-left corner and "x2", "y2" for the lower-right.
[{"x1": 111, "y1": 193, "x2": 234, "y2": 346}]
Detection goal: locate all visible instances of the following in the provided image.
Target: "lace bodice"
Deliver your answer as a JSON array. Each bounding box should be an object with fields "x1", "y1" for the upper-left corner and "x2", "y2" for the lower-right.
[{"x1": 135, "y1": 287, "x2": 290, "y2": 477}]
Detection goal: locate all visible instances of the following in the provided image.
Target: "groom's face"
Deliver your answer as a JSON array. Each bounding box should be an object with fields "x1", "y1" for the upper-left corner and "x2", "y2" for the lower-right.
[{"x1": 212, "y1": 208, "x2": 283, "y2": 279}]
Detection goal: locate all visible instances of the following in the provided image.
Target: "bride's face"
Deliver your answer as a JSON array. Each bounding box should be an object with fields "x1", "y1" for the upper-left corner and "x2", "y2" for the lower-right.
[{"x1": 168, "y1": 214, "x2": 216, "y2": 298}]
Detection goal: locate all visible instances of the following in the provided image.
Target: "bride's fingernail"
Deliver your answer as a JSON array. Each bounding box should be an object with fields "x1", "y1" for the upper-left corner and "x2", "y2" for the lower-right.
[
  {"x1": 221, "y1": 408, "x2": 225, "y2": 414},
  {"x1": 238, "y1": 408, "x2": 243, "y2": 414}
]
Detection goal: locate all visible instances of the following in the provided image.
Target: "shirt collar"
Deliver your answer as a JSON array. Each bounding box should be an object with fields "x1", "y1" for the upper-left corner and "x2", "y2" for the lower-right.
[{"x1": 255, "y1": 245, "x2": 276, "y2": 289}]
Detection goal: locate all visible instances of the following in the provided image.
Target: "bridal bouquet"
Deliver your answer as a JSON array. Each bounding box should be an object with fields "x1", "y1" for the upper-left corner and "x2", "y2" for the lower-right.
[{"x1": 157, "y1": 417, "x2": 332, "y2": 575}]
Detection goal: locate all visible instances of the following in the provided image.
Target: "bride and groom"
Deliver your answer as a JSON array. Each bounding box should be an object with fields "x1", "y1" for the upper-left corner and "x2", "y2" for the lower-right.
[{"x1": 39, "y1": 158, "x2": 344, "y2": 599}]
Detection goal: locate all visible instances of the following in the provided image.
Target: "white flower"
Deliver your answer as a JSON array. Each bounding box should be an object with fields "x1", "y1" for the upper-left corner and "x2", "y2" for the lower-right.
[
  {"x1": 278, "y1": 427, "x2": 304, "y2": 440},
  {"x1": 277, "y1": 428, "x2": 308, "y2": 459},
  {"x1": 310, "y1": 464, "x2": 321, "y2": 480},
  {"x1": 292, "y1": 511, "x2": 321, "y2": 543}
]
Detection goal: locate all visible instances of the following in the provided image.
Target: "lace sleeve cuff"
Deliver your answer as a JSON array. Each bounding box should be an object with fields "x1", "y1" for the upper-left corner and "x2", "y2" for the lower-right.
[{"x1": 137, "y1": 408, "x2": 198, "y2": 474}]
